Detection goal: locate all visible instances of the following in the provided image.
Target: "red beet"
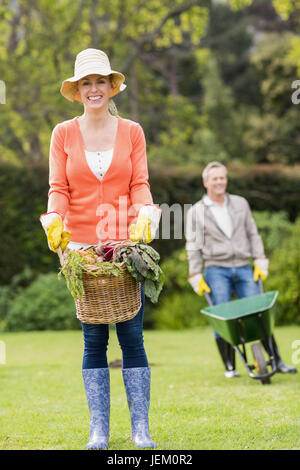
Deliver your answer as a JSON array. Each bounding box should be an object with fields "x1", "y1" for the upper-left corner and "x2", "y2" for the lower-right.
[{"x1": 102, "y1": 246, "x2": 114, "y2": 261}]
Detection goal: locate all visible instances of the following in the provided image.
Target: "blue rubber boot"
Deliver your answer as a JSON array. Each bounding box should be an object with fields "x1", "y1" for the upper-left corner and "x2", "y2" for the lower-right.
[
  {"x1": 122, "y1": 367, "x2": 157, "y2": 448},
  {"x1": 82, "y1": 368, "x2": 110, "y2": 450}
]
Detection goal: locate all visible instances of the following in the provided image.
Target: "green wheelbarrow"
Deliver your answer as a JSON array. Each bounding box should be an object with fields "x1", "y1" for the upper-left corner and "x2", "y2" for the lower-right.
[{"x1": 201, "y1": 280, "x2": 279, "y2": 384}]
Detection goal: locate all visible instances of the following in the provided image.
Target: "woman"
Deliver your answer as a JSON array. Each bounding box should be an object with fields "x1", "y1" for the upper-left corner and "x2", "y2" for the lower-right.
[{"x1": 40, "y1": 48, "x2": 161, "y2": 449}]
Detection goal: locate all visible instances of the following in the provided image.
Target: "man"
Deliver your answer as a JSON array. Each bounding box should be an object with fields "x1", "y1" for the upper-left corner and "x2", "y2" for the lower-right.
[{"x1": 185, "y1": 161, "x2": 296, "y2": 378}]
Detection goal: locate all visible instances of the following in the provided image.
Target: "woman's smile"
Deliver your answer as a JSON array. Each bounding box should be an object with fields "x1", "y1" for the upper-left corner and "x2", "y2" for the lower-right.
[{"x1": 87, "y1": 95, "x2": 103, "y2": 102}]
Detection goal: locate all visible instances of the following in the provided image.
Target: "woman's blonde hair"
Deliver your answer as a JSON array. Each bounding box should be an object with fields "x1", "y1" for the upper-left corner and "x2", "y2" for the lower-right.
[
  {"x1": 108, "y1": 99, "x2": 118, "y2": 116},
  {"x1": 109, "y1": 76, "x2": 118, "y2": 115}
]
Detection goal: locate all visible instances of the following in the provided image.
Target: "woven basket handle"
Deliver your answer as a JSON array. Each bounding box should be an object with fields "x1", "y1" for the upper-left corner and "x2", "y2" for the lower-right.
[{"x1": 57, "y1": 246, "x2": 65, "y2": 267}]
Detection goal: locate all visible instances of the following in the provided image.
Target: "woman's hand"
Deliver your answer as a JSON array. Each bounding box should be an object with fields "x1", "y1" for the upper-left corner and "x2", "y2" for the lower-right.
[
  {"x1": 129, "y1": 205, "x2": 161, "y2": 243},
  {"x1": 40, "y1": 212, "x2": 71, "y2": 252},
  {"x1": 130, "y1": 214, "x2": 151, "y2": 243}
]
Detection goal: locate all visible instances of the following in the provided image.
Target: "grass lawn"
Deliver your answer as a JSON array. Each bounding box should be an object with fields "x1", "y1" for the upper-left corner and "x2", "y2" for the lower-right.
[{"x1": 0, "y1": 326, "x2": 299, "y2": 450}]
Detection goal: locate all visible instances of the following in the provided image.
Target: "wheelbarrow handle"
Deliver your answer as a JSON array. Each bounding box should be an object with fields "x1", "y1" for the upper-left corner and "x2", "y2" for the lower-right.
[
  {"x1": 258, "y1": 277, "x2": 264, "y2": 294},
  {"x1": 203, "y1": 290, "x2": 214, "y2": 307}
]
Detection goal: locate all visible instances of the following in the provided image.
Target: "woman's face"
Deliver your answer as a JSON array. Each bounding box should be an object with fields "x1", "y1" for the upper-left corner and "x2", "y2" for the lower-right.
[{"x1": 77, "y1": 74, "x2": 113, "y2": 110}]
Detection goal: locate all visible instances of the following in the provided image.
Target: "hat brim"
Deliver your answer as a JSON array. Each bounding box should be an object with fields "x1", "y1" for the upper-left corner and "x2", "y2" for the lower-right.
[{"x1": 60, "y1": 71, "x2": 126, "y2": 102}]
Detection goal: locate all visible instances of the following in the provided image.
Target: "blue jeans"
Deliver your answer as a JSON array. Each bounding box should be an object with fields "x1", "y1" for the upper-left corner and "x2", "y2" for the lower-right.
[
  {"x1": 81, "y1": 288, "x2": 148, "y2": 369},
  {"x1": 204, "y1": 265, "x2": 260, "y2": 338}
]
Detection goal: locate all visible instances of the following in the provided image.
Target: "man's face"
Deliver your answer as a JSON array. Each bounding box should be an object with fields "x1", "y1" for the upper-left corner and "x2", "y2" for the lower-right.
[{"x1": 203, "y1": 167, "x2": 227, "y2": 198}]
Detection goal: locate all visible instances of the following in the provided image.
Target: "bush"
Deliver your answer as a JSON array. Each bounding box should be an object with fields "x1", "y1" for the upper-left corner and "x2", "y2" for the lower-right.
[
  {"x1": 252, "y1": 210, "x2": 293, "y2": 257},
  {"x1": 265, "y1": 218, "x2": 300, "y2": 325},
  {"x1": 0, "y1": 286, "x2": 12, "y2": 330},
  {"x1": 3, "y1": 272, "x2": 79, "y2": 331},
  {"x1": 152, "y1": 291, "x2": 208, "y2": 330},
  {"x1": 1, "y1": 161, "x2": 300, "y2": 286},
  {"x1": 0, "y1": 162, "x2": 58, "y2": 286},
  {"x1": 151, "y1": 248, "x2": 208, "y2": 329}
]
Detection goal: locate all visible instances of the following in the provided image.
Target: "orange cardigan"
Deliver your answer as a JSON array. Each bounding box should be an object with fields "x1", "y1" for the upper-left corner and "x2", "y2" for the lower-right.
[{"x1": 46, "y1": 116, "x2": 154, "y2": 244}]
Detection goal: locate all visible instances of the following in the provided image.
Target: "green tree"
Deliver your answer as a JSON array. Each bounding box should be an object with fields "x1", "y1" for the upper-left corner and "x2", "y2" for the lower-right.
[
  {"x1": 200, "y1": 56, "x2": 251, "y2": 163},
  {"x1": 0, "y1": 0, "x2": 209, "y2": 164},
  {"x1": 245, "y1": 33, "x2": 300, "y2": 163},
  {"x1": 266, "y1": 217, "x2": 300, "y2": 325}
]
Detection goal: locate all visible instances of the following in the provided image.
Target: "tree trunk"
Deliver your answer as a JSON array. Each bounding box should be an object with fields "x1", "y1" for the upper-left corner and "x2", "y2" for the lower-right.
[
  {"x1": 169, "y1": 54, "x2": 179, "y2": 98},
  {"x1": 129, "y1": 61, "x2": 139, "y2": 121}
]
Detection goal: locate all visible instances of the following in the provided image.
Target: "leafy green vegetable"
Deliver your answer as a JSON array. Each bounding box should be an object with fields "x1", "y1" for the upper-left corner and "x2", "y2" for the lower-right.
[
  {"x1": 58, "y1": 242, "x2": 164, "y2": 304},
  {"x1": 115, "y1": 242, "x2": 164, "y2": 303},
  {"x1": 58, "y1": 250, "x2": 122, "y2": 301}
]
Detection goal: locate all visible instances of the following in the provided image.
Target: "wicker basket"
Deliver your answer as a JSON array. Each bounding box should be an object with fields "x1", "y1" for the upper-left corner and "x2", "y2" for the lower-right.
[
  {"x1": 76, "y1": 263, "x2": 141, "y2": 324},
  {"x1": 57, "y1": 247, "x2": 141, "y2": 324}
]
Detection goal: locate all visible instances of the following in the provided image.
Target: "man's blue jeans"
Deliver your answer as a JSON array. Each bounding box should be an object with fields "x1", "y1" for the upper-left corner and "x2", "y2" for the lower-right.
[
  {"x1": 81, "y1": 288, "x2": 148, "y2": 369},
  {"x1": 204, "y1": 264, "x2": 260, "y2": 338}
]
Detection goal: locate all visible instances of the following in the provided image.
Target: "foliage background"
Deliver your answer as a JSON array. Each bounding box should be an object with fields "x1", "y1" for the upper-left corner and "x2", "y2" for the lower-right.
[{"x1": 0, "y1": 0, "x2": 299, "y2": 330}]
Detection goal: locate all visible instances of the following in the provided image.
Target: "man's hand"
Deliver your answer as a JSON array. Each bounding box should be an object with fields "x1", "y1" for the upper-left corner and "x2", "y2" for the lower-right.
[
  {"x1": 199, "y1": 276, "x2": 211, "y2": 296},
  {"x1": 40, "y1": 212, "x2": 71, "y2": 253},
  {"x1": 253, "y1": 258, "x2": 269, "y2": 282},
  {"x1": 188, "y1": 273, "x2": 211, "y2": 296}
]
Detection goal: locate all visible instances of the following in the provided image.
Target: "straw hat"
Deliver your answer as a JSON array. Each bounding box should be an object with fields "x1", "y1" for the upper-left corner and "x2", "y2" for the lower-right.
[{"x1": 60, "y1": 48, "x2": 126, "y2": 102}]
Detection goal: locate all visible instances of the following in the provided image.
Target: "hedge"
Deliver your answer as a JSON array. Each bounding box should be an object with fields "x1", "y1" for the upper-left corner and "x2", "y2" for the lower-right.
[
  {"x1": 1, "y1": 161, "x2": 300, "y2": 285},
  {"x1": 1, "y1": 212, "x2": 298, "y2": 331}
]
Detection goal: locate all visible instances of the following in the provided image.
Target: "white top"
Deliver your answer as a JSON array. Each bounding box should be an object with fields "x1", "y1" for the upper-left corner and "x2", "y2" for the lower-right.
[
  {"x1": 85, "y1": 148, "x2": 114, "y2": 182},
  {"x1": 203, "y1": 195, "x2": 233, "y2": 239},
  {"x1": 67, "y1": 241, "x2": 93, "y2": 251},
  {"x1": 66, "y1": 148, "x2": 114, "y2": 250}
]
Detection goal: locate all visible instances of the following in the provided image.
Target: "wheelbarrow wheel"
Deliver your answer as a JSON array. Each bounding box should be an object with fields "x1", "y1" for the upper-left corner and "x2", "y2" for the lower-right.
[{"x1": 251, "y1": 342, "x2": 271, "y2": 385}]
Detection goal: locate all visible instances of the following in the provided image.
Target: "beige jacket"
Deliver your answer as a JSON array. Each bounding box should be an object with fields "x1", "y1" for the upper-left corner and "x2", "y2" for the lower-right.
[{"x1": 185, "y1": 193, "x2": 265, "y2": 276}]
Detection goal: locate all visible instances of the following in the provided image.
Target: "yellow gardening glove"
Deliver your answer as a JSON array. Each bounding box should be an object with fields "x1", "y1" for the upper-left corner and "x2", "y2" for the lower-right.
[
  {"x1": 129, "y1": 214, "x2": 151, "y2": 243},
  {"x1": 46, "y1": 216, "x2": 63, "y2": 251},
  {"x1": 188, "y1": 274, "x2": 211, "y2": 296},
  {"x1": 60, "y1": 230, "x2": 72, "y2": 251},
  {"x1": 45, "y1": 216, "x2": 71, "y2": 253},
  {"x1": 253, "y1": 264, "x2": 267, "y2": 282},
  {"x1": 198, "y1": 277, "x2": 211, "y2": 296}
]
